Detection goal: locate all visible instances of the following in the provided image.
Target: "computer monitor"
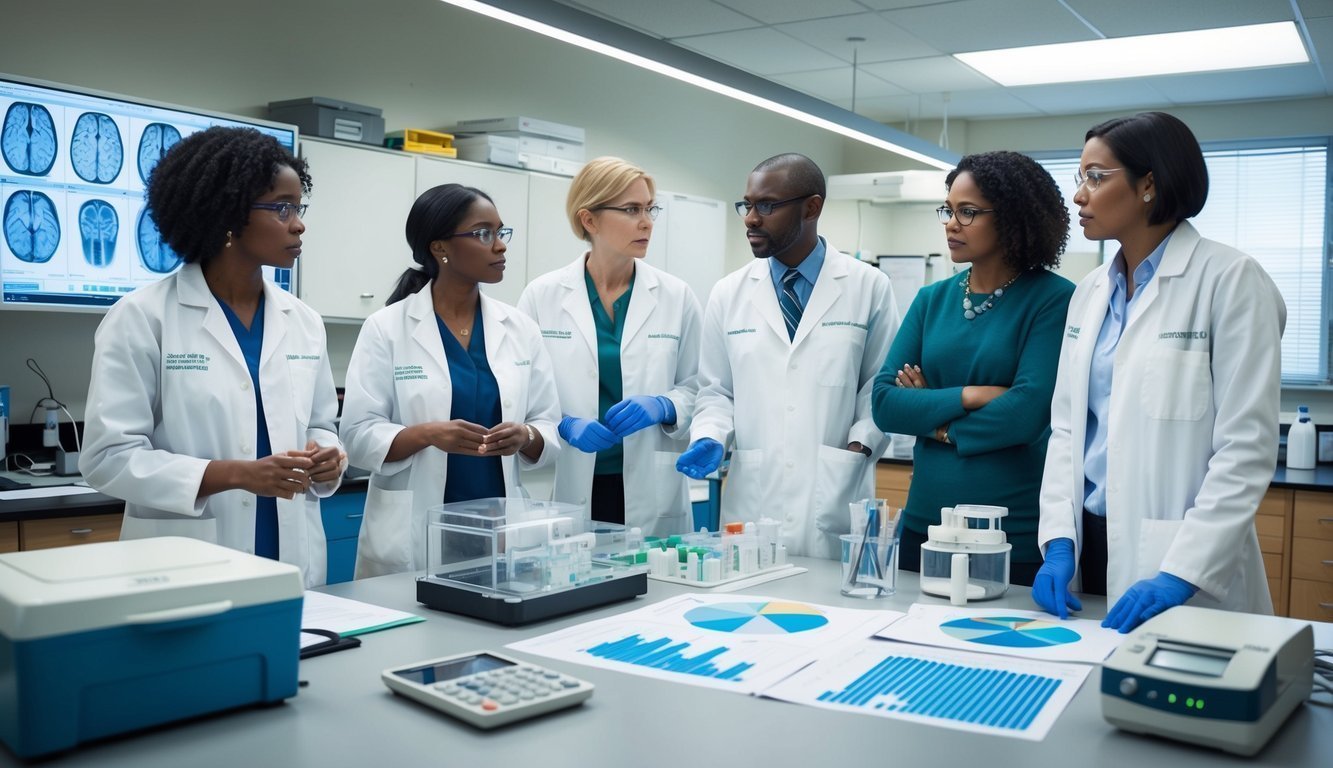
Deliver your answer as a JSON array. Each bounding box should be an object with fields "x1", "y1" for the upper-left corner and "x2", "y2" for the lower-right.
[{"x1": 0, "y1": 73, "x2": 299, "y2": 312}]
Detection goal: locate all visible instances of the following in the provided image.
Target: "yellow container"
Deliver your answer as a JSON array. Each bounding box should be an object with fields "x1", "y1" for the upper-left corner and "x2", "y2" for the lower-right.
[{"x1": 384, "y1": 129, "x2": 457, "y2": 157}]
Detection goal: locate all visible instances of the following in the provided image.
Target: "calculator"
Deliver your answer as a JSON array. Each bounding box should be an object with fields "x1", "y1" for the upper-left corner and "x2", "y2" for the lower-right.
[{"x1": 381, "y1": 650, "x2": 593, "y2": 729}]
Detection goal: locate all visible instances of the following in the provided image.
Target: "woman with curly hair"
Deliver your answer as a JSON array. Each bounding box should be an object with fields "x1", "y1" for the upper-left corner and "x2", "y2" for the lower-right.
[
  {"x1": 871, "y1": 150, "x2": 1074, "y2": 584},
  {"x1": 81, "y1": 126, "x2": 345, "y2": 587}
]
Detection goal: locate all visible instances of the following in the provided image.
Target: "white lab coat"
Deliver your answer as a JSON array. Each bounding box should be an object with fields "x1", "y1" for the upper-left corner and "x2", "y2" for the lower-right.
[
  {"x1": 340, "y1": 285, "x2": 560, "y2": 578},
  {"x1": 692, "y1": 243, "x2": 898, "y2": 558},
  {"x1": 1038, "y1": 222, "x2": 1284, "y2": 613},
  {"x1": 517, "y1": 256, "x2": 702, "y2": 536},
  {"x1": 80, "y1": 263, "x2": 343, "y2": 587}
]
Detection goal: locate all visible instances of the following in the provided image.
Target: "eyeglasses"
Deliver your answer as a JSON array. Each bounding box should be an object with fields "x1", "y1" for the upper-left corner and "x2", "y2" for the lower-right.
[
  {"x1": 440, "y1": 227, "x2": 513, "y2": 246},
  {"x1": 251, "y1": 202, "x2": 307, "y2": 222},
  {"x1": 591, "y1": 204, "x2": 663, "y2": 220},
  {"x1": 936, "y1": 206, "x2": 995, "y2": 226},
  {"x1": 1074, "y1": 168, "x2": 1123, "y2": 191},
  {"x1": 734, "y1": 194, "x2": 814, "y2": 218}
]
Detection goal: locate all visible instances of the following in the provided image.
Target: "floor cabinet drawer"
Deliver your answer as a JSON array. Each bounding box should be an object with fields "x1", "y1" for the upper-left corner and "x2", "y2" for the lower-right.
[
  {"x1": 1288, "y1": 578, "x2": 1333, "y2": 622},
  {"x1": 0, "y1": 522, "x2": 16, "y2": 553},
  {"x1": 21, "y1": 513, "x2": 123, "y2": 550}
]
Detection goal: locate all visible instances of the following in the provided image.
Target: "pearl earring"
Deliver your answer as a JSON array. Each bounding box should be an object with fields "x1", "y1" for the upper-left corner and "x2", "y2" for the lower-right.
[
  {"x1": 225, "y1": 231, "x2": 233, "y2": 248},
  {"x1": 1143, "y1": 194, "x2": 1153, "y2": 203},
  {"x1": 440, "y1": 255, "x2": 448, "y2": 264}
]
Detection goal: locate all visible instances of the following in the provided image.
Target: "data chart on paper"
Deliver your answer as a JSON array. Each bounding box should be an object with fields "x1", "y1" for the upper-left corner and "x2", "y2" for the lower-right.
[
  {"x1": 875, "y1": 604, "x2": 1123, "y2": 664},
  {"x1": 763, "y1": 639, "x2": 1090, "y2": 741},
  {"x1": 507, "y1": 594, "x2": 901, "y2": 695}
]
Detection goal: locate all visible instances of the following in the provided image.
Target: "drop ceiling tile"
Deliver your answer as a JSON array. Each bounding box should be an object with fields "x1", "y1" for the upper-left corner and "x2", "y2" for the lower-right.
[
  {"x1": 557, "y1": 0, "x2": 757, "y2": 39},
  {"x1": 1063, "y1": 0, "x2": 1294, "y2": 35},
  {"x1": 774, "y1": 13, "x2": 943, "y2": 64},
  {"x1": 1305, "y1": 16, "x2": 1333, "y2": 84},
  {"x1": 856, "y1": 0, "x2": 956, "y2": 9},
  {"x1": 713, "y1": 0, "x2": 868, "y2": 25},
  {"x1": 772, "y1": 67, "x2": 908, "y2": 100},
  {"x1": 881, "y1": 0, "x2": 1095, "y2": 54},
  {"x1": 1301, "y1": 0, "x2": 1333, "y2": 19},
  {"x1": 861, "y1": 56, "x2": 996, "y2": 92},
  {"x1": 1005, "y1": 80, "x2": 1173, "y2": 117},
  {"x1": 856, "y1": 89, "x2": 1044, "y2": 121},
  {"x1": 673, "y1": 27, "x2": 848, "y2": 75},
  {"x1": 1147, "y1": 65, "x2": 1328, "y2": 102}
]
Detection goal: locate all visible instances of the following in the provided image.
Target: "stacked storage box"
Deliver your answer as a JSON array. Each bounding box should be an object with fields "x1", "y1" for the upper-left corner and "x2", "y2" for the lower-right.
[{"x1": 449, "y1": 116, "x2": 585, "y2": 176}]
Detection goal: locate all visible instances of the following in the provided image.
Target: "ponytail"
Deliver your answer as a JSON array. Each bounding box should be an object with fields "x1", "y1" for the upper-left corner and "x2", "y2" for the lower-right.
[{"x1": 386, "y1": 183, "x2": 492, "y2": 305}]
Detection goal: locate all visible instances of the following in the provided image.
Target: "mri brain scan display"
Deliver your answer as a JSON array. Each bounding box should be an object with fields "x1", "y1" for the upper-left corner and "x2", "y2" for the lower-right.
[
  {"x1": 71, "y1": 111, "x2": 123, "y2": 184},
  {"x1": 4, "y1": 190, "x2": 61, "y2": 264},
  {"x1": 137, "y1": 122, "x2": 181, "y2": 184},
  {"x1": 79, "y1": 199, "x2": 118, "y2": 267},
  {"x1": 1, "y1": 102, "x2": 58, "y2": 176},
  {"x1": 136, "y1": 207, "x2": 181, "y2": 274}
]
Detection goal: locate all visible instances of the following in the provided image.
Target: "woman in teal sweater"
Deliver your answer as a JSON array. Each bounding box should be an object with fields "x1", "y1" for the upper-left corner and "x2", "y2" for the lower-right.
[{"x1": 872, "y1": 151, "x2": 1073, "y2": 585}]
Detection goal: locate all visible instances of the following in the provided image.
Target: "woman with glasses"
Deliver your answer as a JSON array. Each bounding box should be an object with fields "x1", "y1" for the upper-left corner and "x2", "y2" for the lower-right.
[
  {"x1": 871, "y1": 151, "x2": 1074, "y2": 585},
  {"x1": 1033, "y1": 112, "x2": 1284, "y2": 632},
  {"x1": 81, "y1": 126, "x2": 345, "y2": 587},
  {"x1": 518, "y1": 157, "x2": 701, "y2": 532},
  {"x1": 340, "y1": 184, "x2": 560, "y2": 577}
]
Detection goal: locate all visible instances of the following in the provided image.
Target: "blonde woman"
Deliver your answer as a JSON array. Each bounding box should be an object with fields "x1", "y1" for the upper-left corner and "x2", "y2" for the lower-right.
[{"x1": 518, "y1": 157, "x2": 702, "y2": 534}]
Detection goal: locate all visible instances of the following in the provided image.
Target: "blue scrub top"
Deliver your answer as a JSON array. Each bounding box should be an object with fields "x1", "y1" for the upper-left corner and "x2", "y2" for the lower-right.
[
  {"x1": 216, "y1": 292, "x2": 279, "y2": 560},
  {"x1": 585, "y1": 268, "x2": 634, "y2": 476},
  {"x1": 437, "y1": 303, "x2": 505, "y2": 503}
]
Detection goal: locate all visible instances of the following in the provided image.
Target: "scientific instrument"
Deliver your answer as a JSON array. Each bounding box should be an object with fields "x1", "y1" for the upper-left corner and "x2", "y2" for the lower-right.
[
  {"x1": 416, "y1": 497, "x2": 646, "y2": 625},
  {"x1": 1101, "y1": 606, "x2": 1313, "y2": 756},
  {"x1": 382, "y1": 650, "x2": 593, "y2": 729},
  {"x1": 919, "y1": 505, "x2": 1010, "y2": 605},
  {"x1": 0, "y1": 537, "x2": 303, "y2": 758},
  {"x1": 631, "y1": 520, "x2": 792, "y2": 587}
]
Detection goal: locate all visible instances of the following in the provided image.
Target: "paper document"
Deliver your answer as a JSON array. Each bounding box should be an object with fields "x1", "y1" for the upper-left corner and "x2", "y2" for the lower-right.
[
  {"x1": 873, "y1": 603, "x2": 1123, "y2": 665},
  {"x1": 508, "y1": 593, "x2": 902, "y2": 695},
  {"x1": 762, "y1": 639, "x2": 1091, "y2": 741},
  {"x1": 0, "y1": 485, "x2": 99, "y2": 501},
  {"x1": 301, "y1": 590, "x2": 424, "y2": 645}
]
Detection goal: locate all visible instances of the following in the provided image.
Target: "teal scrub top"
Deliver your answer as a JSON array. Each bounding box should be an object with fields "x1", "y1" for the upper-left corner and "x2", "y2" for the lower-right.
[{"x1": 585, "y1": 268, "x2": 634, "y2": 475}]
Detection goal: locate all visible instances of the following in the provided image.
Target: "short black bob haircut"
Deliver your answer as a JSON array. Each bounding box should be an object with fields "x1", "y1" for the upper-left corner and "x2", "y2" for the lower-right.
[
  {"x1": 945, "y1": 151, "x2": 1068, "y2": 272},
  {"x1": 145, "y1": 126, "x2": 311, "y2": 266},
  {"x1": 386, "y1": 183, "x2": 495, "y2": 305},
  {"x1": 1085, "y1": 111, "x2": 1208, "y2": 226}
]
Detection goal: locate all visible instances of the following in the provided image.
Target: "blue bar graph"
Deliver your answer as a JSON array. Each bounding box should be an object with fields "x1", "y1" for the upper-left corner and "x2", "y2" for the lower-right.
[
  {"x1": 584, "y1": 634, "x2": 755, "y2": 681},
  {"x1": 815, "y1": 655, "x2": 1061, "y2": 731}
]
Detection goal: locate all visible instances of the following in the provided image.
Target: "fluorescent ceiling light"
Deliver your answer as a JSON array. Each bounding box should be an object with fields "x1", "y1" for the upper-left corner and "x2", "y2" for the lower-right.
[
  {"x1": 956, "y1": 22, "x2": 1309, "y2": 87},
  {"x1": 437, "y1": 0, "x2": 956, "y2": 170}
]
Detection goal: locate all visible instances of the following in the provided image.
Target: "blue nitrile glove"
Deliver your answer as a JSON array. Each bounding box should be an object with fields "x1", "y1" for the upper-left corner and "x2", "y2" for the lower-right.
[
  {"x1": 558, "y1": 416, "x2": 620, "y2": 453},
  {"x1": 605, "y1": 395, "x2": 676, "y2": 437},
  {"x1": 1103, "y1": 571, "x2": 1198, "y2": 634},
  {"x1": 1031, "y1": 538, "x2": 1083, "y2": 619},
  {"x1": 676, "y1": 438, "x2": 724, "y2": 479}
]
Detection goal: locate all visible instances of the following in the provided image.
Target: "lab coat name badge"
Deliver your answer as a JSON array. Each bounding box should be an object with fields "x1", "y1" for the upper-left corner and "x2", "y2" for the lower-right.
[
  {"x1": 286, "y1": 353, "x2": 321, "y2": 361},
  {"x1": 164, "y1": 352, "x2": 210, "y2": 371},
  {"x1": 822, "y1": 320, "x2": 869, "y2": 331},
  {"x1": 1158, "y1": 330, "x2": 1208, "y2": 340},
  {"x1": 1065, "y1": 325, "x2": 1080, "y2": 339},
  {"x1": 726, "y1": 328, "x2": 757, "y2": 336},
  {"x1": 541, "y1": 329, "x2": 572, "y2": 340},
  {"x1": 394, "y1": 365, "x2": 428, "y2": 381},
  {"x1": 648, "y1": 333, "x2": 680, "y2": 341}
]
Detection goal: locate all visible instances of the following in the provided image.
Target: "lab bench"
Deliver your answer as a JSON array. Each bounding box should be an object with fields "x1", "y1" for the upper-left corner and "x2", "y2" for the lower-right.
[{"x1": 0, "y1": 558, "x2": 1324, "y2": 767}]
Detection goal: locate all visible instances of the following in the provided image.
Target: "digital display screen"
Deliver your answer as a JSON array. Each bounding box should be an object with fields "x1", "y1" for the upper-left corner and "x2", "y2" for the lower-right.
[
  {"x1": 1147, "y1": 642, "x2": 1233, "y2": 677},
  {"x1": 0, "y1": 73, "x2": 298, "y2": 311},
  {"x1": 391, "y1": 654, "x2": 514, "y2": 685}
]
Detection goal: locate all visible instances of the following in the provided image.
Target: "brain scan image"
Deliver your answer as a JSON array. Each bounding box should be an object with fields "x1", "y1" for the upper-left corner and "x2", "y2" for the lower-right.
[
  {"x1": 1, "y1": 102, "x2": 58, "y2": 176},
  {"x1": 137, "y1": 122, "x2": 181, "y2": 184},
  {"x1": 4, "y1": 190, "x2": 61, "y2": 264},
  {"x1": 71, "y1": 112, "x2": 123, "y2": 184},
  {"x1": 136, "y1": 207, "x2": 181, "y2": 274},
  {"x1": 78, "y1": 199, "x2": 118, "y2": 267}
]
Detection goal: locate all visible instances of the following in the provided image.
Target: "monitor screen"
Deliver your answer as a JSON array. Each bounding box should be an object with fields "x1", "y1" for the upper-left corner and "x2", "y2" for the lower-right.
[{"x1": 0, "y1": 73, "x2": 298, "y2": 311}]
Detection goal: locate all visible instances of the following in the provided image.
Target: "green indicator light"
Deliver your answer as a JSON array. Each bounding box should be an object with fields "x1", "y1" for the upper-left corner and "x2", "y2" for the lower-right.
[
  {"x1": 1196, "y1": 700, "x2": 1205, "y2": 710},
  {"x1": 1168, "y1": 694, "x2": 1177, "y2": 704},
  {"x1": 1186, "y1": 698, "x2": 1195, "y2": 708}
]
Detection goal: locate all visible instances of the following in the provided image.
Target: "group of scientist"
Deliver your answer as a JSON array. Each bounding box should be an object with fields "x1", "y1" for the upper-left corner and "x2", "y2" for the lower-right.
[{"x1": 78, "y1": 110, "x2": 1284, "y2": 634}]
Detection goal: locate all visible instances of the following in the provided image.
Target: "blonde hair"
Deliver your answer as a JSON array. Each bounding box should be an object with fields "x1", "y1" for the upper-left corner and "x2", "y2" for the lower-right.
[{"x1": 566, "y1": 156, "x2": 656, "y2": 241}]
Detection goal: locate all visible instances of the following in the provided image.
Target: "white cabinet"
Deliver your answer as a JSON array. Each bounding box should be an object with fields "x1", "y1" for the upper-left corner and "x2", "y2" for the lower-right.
[
  {"x1": 525, "y1": 173, "x2": 586, "y2": 281},
  {"x1": 414, "y1": 156, "x2": 531, "y2": 305},
  {"x1": 645, "y1": 190, "x2": 727, "y2": 306},
  {"x1": 298, "y1": 138, "x2": 415, "y2": 320}
]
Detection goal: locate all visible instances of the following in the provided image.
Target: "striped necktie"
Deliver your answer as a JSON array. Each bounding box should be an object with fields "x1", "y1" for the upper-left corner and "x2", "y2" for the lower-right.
[{"x1": 779, "y1": 267, "x2": 803, "y2": 340}]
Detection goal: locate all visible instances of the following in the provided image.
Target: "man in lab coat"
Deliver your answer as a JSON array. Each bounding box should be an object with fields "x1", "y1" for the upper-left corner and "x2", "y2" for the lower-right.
[{"x1": 677, "y1": 154, "x2": 898, "y2": 558}]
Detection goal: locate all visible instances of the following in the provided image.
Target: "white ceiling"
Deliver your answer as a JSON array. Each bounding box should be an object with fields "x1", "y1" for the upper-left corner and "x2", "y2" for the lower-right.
[{"x1": 554, "y1": 0, "x2": 1333, "y2": 122}]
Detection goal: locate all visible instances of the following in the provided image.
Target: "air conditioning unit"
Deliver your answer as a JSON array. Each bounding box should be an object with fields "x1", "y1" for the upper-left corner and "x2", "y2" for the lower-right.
[{"x1": 827, "y1": 170, "x2": 947, "y2": 203}]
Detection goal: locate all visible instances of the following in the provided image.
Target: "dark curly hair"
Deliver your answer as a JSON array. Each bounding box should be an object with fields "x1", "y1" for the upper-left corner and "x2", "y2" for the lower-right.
[
  {"x1": 945, "y1": 151, "x2": 1068, "y2": 271},
  {"x1": 145, "y1": 126, "x2": 311, "y2": 266}
]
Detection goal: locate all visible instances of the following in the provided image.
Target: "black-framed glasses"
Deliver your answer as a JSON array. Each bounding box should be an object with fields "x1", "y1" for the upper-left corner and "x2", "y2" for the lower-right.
[
  {"x1": 1074, "y1": 168, "x2": 1123, "y2": 191},
  {"x1": 251, "y1": 202, "x2": 307, "y2": 222},
  {"x1": 440, "y1": 227, "x2": 513, "y2": 246},
  {"x1": 591, "y1": 204, "x2": 663, "y2": 220},
  {"x1": 734, "y1": 194, "x2": 814, "y2": 218},
  {"x1": 936, "y1": 206, "x2": 995, "y2": 226}
]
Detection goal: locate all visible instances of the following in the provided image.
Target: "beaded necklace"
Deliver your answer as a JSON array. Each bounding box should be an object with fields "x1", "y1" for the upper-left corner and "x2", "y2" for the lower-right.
[{"x1": 962, "y1": 270, "x2": 1020, "y2": 320}]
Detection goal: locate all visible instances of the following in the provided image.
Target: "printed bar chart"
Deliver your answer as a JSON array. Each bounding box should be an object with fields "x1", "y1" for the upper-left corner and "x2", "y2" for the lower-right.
[
  {"x1": 585, "y1": 634, "x2": 754, "y2": 680},
  {"x1": 816, "y1": 655, "x2": 1061, "y2": 730}
]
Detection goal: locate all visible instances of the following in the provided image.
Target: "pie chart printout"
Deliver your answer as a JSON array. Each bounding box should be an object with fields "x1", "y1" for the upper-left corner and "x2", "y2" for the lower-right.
[
  {"x1": 684, "y1": 601, "x2": 830, "y2": 635},
  {"x1": 939, "y1": 616, "x2": 1081, "y2": 648}
]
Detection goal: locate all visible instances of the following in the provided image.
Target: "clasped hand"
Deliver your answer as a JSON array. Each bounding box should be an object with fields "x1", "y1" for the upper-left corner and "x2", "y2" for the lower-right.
[
  {"x1": 249, "y1": 441, "x2": 346, "y2": 500},
  {"x1": 431, "y1": 420, "x2": 531, "y2": 456}
]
